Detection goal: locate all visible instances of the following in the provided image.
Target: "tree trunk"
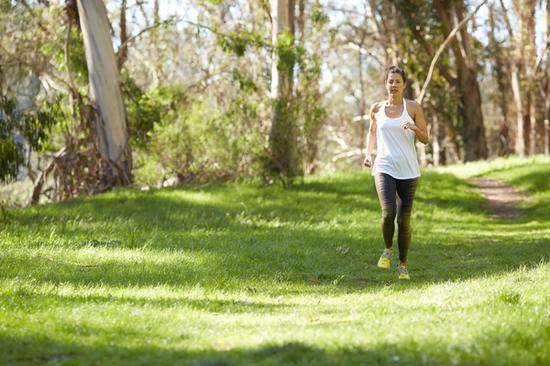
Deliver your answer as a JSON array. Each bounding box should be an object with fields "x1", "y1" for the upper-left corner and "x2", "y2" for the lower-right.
[
  {"x1": 152, "y1": 0, "x2": 162, "y2": 83},
  {"x1": 430, "y1": 110, "x2": 447, "y2": 166},
  {"x1": 371, "y1": 0, "x2": 401, "y2": 66},
  {"x1": 501, "y1": 0, "x2": 534, "y2": 156},
  {"x1": 297, "y1": 0, "x2": 323, "y2": 174},
  {"x1": 546, "y1": 0, "x2": 550, "y2": 156},
  {"x1": 488, "y1": 5, "x2": 511, "y2": 156},
  {"x1": 269, "y1": 0, "x2": 301, "y2": 183},
  {"x1": 76, "y1": 0, "x2": 132, "y2": 186},
  {"x1": 434, "y1": 0, "x2": 487, "y2": 161},
  {"x1": 117, "y1": 0, "x2": 128, "y2": 71},
  {"x1": 512, "y1": 0, "x2": 537, "y2": 155},
  {"x1": 459, "y1": 69, "x2": 488, "y2": 161}
]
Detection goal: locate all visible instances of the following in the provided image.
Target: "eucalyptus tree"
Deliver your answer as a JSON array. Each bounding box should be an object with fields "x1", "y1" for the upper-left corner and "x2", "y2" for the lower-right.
[
  {"x1": 269, "y1": 0, "x2": 302, "y2": 184},
  {"x1": 487, "y1": 4, "x2": 512, "y2": 156},
  {"x1": 512, "y1": 0, "x2": 537, "y2": 155},
  {"x1": 545, "y1": 0, "x2": 550, "y2": 155},
  {"x1": 393, "y1": 0, "x2": 488, "y2": 162},
  {"x1": 76, "y1": 0, "x2": 132, "y2": 186}
]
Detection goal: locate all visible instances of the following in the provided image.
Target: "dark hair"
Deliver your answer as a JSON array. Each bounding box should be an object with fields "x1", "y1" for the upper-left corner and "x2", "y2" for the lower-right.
[{"x1": 385, "y1": 65, "x2": 407, "y2": 84}]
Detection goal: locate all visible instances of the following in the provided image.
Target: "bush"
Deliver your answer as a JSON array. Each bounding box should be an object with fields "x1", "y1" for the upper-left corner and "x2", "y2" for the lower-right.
[{"x1": 131, "y1": 87, "x2": 267, "y2": 185}]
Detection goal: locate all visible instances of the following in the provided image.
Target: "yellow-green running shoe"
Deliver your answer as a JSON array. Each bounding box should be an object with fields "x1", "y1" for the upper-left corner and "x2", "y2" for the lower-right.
[
  {"x1": 377, "y1": 249, "x2": 392, "y2": 270},
  {"x1": 397, "y1": 265, "x2": 410, "y2": 280}
]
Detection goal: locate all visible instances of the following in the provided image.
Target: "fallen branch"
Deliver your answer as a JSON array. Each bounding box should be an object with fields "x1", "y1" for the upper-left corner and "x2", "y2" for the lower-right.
[{"x1": 31, "y1": 148, "x2": 63, "y2": 205}]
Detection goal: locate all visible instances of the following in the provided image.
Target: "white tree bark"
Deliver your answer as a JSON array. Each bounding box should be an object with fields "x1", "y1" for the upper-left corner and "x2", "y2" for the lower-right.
[{"x1": 76, "y1": 0, "x2": 132, "y2": 184}]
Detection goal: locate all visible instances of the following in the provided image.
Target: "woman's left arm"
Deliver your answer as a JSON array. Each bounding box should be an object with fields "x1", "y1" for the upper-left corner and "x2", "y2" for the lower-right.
[{"x1": 409, "y1": 101, "x2": 429, "y2": 144}]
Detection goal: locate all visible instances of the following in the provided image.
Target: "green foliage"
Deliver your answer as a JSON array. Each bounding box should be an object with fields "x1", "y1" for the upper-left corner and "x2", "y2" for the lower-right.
[
  {"x1": 275, "y1": 32, "x2": 298, "y2": 73},
  {"x1": 40, "y1": 22, "x2": 89, "y2": 87},
  {"x1": 0, "y1": 96, "x2": 63, "y2": 182},
  {"x1": 135, "y1": 92, "x2": 266, "y2": 184},
  {"x1": 19, "y1": 97, "x2": 64, "y2": 152},
  {"x1": 231, "y1": 69, "x2": 258, "y2": 93},
  {"x1": 0, "y1": 0, "x2": 13, "y2": 12},
  {"x1": 0, "y1": 97, "x2": 23, "y2": 182},
  {"x1": 0, "y1": 138, "x2": 23, "y2": 182},
  {"x1": 66, "y1": 27, "x2": 89, "y2": 85},
  {"x1": 311, "y1": 6, "x2": 329, "y2": 25},
  {"x1": 217, "y1": 31, "x2": 264, "y2": 57},
  {"x1": 125, "y1": 82, "x2": 185, "y2": 148}
]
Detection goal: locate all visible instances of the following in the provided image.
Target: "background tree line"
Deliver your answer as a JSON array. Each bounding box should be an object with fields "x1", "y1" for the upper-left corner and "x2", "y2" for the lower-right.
[{"x1": 1, "y1": 0, "x2": 549, "y2": 203}]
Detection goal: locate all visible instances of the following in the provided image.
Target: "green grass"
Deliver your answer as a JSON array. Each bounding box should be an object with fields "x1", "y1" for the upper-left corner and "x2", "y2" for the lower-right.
[
  {"x1": 433, "y1": 155, "x2": 550, "y2": 179},
  {"x1": 1, "y1": 159, "x2": 549, "y2": 365}
]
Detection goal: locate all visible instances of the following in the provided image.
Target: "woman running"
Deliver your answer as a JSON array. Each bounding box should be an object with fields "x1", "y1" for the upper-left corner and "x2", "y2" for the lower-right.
[{"x1": 363, "y1": 66, "x2": 429, "y2": 280}]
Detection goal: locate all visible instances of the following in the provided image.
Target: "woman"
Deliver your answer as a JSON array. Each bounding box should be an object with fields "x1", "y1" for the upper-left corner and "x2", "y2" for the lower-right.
[{"x1": 363, "y1": 66, "x2": 429, "y2": 280}]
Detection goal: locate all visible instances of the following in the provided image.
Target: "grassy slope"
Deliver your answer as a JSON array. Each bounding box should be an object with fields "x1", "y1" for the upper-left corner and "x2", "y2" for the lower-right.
[{"x1": 1, "y1": 159, "x2": 549, "y2": 366}]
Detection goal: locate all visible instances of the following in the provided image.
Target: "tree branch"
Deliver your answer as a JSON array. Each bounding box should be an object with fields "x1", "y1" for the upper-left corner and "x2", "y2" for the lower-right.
[
  {"x1": 417, "y1": 0, "x2": 489, "y2": 103},
  {"x1": 115, "y1": 17, "x2": 178, "y2": 61}
]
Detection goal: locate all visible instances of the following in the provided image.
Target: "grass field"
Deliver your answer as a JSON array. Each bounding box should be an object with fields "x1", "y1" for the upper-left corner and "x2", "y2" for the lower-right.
[{"x1": 1, "y1": 157, "x2": 549, "y2": 365}]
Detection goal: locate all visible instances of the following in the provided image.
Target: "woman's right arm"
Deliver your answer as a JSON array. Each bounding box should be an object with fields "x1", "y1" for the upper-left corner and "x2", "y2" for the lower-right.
[{"x1": 363, "y1": 103, "x2": 378, "y2": 167}]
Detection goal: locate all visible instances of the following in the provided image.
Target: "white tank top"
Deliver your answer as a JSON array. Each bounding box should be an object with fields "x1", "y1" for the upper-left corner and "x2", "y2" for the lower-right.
[{"x1": 372, "y1": 99, "x2": 421, "y2": 179}]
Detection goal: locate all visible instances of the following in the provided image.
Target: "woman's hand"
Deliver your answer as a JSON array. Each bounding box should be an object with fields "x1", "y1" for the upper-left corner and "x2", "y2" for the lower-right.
[
  {"x1": 363, "y1": 155, "x2": 373, "y2": 168},
  {"x1": 401, "y1": 121, "x2": 417, "y2": 131}
]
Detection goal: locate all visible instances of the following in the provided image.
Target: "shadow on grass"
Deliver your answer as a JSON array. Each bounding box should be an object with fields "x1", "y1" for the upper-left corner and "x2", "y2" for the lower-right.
[
  {"x1": 506, "y1": 170, "x2": 550, "y2": 193},
  {"x1": 2, "y1": 330, "x2": 545, "y2": 366},
  {"x1": 6, "y1": 171, "x2": 485, "y2": 233},
  {"x1": 2, "y1": 289, "x2": 294, "y2": 314},
  {"x1": 2, "y1": 229, "x2": 548, "y2": 294},
  {"x1": 1, "y1": 171, "x2": 548, "y2": 293},
  {"x1": 8, "y1": 183, "x2": 379, "y2": 233}
]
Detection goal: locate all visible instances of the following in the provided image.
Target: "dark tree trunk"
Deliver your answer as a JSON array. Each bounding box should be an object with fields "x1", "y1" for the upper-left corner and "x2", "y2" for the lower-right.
[
  {"x1": 269, "y1": 0, "x2": 301, "y2": 184},
  {"x1": 488, "y1": 5, "x2": 511, "y2": 156},
  {"x1": 117, "y1": 0, "x2": 128, "y2": 71},
  {"x1": 435, "y1": 0, "x2": 487, "y2": 161},
  {"x1": 458, "y1": 68, "x2": 488, "y2": 161},
  {"x1": 545, "y1": 0, "x2": 550, "y2": 155}
]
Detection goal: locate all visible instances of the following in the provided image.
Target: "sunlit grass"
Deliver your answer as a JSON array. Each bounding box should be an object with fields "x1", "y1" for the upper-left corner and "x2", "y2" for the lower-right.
[
  {"x1": 1, "y1": 160, "x2": 549, "y2": 365},
  {"x1": 433, "y1": 154, "x2": 550, "y2": 179}
]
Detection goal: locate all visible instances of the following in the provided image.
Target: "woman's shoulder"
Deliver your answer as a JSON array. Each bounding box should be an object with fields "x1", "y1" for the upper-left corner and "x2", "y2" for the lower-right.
[
  {"x1": 404, "y1": 98, "x2": 421, "y2": 108},
  {"x1": 370, "y1": 101, "x2": 385, "y2": 114},
  {"x1": 404, "y1": 98, "x2": 421, "y2": 115}
]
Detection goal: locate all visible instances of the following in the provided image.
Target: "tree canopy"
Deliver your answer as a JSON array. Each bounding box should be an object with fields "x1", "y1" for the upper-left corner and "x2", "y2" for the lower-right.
[{"x1": 1, "y1": 0, "x2": 549, "y2": 202}]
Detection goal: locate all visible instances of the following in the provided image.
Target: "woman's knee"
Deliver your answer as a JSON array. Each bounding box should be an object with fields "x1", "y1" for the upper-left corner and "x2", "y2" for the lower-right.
[
  {"x1": 397, "y1": 214, "x2": 411, "y2": 228},
  {"x1": 382, "y1": 210, "x2": 396, "y2": 222}
]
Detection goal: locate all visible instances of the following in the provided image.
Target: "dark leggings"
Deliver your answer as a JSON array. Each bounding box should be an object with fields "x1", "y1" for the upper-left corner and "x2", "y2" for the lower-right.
[{"x1": 374, "y1": 173, "x2": 418, "y2": 263}]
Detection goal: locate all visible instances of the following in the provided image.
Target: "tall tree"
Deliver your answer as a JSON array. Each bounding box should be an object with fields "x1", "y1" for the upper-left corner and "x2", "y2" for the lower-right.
[
  {"x1": 269, "y1": 0, "x2": 301, "y2": 183},
  {"x1": 499, "y1": 0, "x2": 531, "y2": 156},
  {"x1": 488, "y1": 4, "x2": 511, "y2": 156},
  {"x1": 433, "y1": 0, "x2": 487, "y2": 161},
  {"x1": 117, "y1": 0, "x2": 128, "y2": 71},
  {"x1": 512, "y1": 0, "x2": 537, "y2": 155},
  {"x1": 296, "y1": 0, "x2": 327, "y2": 174},
  {"x1": 76, "y1": 0, "x2": 132, "y2": 186},
  {"x1": 545, "y1": 0, "x2": 550, "y2": 156},
  {"x1": 393, "y1": 0, "x2": 488, "y2": 162}
]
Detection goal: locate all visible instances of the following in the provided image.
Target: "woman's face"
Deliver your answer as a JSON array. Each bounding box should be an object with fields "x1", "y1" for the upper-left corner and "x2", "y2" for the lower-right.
[{"x1": 386, "y1": 73, "x2": 405, "y2": 97}]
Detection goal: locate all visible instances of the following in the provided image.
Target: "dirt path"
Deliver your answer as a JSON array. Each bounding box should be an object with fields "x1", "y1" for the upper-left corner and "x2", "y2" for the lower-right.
[{"x1": 468, "y1": 177, "x2": 529, "y2": 219}]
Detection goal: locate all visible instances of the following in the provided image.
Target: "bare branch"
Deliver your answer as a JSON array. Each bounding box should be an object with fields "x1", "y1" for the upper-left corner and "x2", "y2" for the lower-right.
[{"x1": 417, "y1": 0, "x2": 489, "y2": 104}]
